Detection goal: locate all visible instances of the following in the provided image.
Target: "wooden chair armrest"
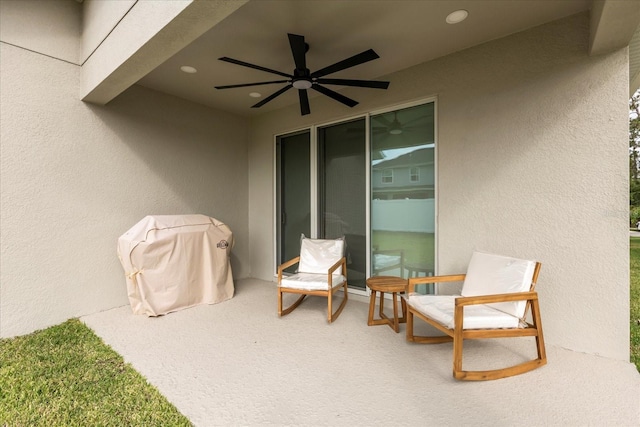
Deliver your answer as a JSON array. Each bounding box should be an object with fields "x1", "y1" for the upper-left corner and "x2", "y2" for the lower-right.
[
  {"x1": 323, "y1": 257, "x2": 347, "y2": 289},
  {"x1": 407, "y1": 274, "x2": 466, "y2": 293},
  {"x1": 327, "y1": 257, "x2": 347, "y2": 275},
  {"x1": 277, "y1": 256, "x2": 301, "y2": 283},
  {"x1": 454, "y1": 291, "x2": 538, "y2": 306}
]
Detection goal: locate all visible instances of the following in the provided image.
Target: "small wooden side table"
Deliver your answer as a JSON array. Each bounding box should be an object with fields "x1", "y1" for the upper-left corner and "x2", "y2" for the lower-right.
[{"x1": 366, "y1": 276, "x2": 408, "y2": 333}]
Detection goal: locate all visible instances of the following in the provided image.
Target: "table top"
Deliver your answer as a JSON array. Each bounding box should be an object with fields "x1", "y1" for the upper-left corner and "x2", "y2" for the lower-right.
[{"x1": 366, "y1": 275, "x2": 407, "y2": 292}]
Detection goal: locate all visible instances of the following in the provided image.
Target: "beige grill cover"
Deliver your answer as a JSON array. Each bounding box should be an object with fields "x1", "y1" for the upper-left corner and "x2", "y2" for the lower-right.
[{"x1": 117, "y1": 215, "x2": 234, "y2": 316}]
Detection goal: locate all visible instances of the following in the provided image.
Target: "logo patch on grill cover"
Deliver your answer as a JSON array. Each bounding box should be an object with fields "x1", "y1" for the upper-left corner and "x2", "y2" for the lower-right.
[{"x1": 217, "y1": 240, "x2": 229, "y2": 249}]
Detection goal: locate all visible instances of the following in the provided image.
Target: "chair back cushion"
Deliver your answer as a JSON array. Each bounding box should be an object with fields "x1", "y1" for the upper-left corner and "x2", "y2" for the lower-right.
[
  {"x1": 298, "y1": 235, "x2": 345, "y2": 274},
  {"x1": 461, "y1": 251, "x2": 537, "y2": 318}
]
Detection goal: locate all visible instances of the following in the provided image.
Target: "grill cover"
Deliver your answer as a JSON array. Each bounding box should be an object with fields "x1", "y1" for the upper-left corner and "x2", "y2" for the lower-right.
[{"x1": 117, "y1": 215, "x2": 234, "y2": 316}]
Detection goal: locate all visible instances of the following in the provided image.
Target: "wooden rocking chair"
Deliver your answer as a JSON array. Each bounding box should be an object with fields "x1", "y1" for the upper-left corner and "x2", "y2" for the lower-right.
[
  {"x1": 277, "y1": 235, "x2": 348, "y2": 323},
  {"x1": 405, "y1": 251, "x2": 545, "y2": 381}
]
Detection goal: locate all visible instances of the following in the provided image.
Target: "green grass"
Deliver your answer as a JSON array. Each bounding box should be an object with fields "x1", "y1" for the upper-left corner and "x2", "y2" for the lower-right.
[
  {"x1": 0, "y1": 318, "x2": 191, "y2": 426},
  {"x1": 372, "y1": 231, "x2": 435, "y2": 265},
  {"x1": 631, "y1": 237, "x2": 640, "y2": 372}
]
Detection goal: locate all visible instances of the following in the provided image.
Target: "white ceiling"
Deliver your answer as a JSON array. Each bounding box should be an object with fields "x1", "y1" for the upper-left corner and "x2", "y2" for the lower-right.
[{"x1": 136, "y1": 0, "x2": 592, "y2": 117}]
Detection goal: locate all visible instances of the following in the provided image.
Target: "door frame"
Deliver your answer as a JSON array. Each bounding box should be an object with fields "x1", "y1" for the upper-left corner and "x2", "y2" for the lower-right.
[{"x1": 272, "y1": 96, "x2": 438, "y2": 298}]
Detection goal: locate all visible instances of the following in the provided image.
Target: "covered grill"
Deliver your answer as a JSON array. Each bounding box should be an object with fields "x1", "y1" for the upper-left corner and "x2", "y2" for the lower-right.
[{"x1": 117, "y1": 215, "x2": 234, "y2": 316}]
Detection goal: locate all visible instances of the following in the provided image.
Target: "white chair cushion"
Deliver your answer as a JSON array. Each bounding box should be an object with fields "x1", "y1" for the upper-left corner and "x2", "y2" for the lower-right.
[
  {"x1": 407, "y1": 294, "x2": 521, "y2": 329},
  {"x1": 461, "y1": 251, "x2": 536, "y2": 318},
  {"x1": 280, "y1": 273, "x2": 346, "y2": 291},
  {"x1": 298, "y1": 236, "x2": 345, "y2": 275}
]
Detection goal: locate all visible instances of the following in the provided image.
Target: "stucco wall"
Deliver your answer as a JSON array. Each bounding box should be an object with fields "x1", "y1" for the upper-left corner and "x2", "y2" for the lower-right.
[
  {"x1": 0, "y1": 42, "x2": 249, "y2": 338},
  {"x1": 249, "y1": 13, "x2": 630, "y2": 360},
  {"x1": 0, "y1": 0, "x2": 81, "y2": 64}
]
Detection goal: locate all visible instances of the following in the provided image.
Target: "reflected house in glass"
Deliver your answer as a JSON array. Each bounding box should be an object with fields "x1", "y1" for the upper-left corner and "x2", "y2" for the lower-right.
[{"x1": 372, "y1": 147, "x2": 434, "y2": 200}]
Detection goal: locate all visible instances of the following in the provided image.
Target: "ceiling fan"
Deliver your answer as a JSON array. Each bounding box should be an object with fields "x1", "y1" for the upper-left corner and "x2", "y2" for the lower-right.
[
  {"x1": 215, "y1": 33, "x2": 390, "y2": 116},
  {"x1": 348, "y1": 110, "x2": 431, "y2": 136},
  {"x1": 371, "y1": 111, "x2": 430, "y2": 135}
]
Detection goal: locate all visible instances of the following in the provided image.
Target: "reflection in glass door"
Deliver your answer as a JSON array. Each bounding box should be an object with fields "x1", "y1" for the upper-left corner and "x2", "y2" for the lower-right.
[
  {"x1": 318, "y1": 119, "x2": 367, "y2": 289},
  {"x1": 370, "y1": 102, "x2": 435, "y2": 293},
  {"x1": 276, "y1": 131, "x2": 311, "y2": 272}
]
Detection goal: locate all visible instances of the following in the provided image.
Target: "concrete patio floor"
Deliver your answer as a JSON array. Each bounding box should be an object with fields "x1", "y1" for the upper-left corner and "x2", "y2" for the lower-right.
[{"x1": 82, "y1": 278, "x2": 640, "y2": 426}]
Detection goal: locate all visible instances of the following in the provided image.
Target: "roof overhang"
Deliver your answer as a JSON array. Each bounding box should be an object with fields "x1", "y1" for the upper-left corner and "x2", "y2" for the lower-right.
[{"x1": 588, "y1": 0, "x2": 640, "y2": 96}]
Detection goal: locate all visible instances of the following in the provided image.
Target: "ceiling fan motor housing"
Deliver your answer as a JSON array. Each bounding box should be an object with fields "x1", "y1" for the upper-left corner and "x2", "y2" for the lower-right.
[{"x1": 292, "y1": 68, "x2": 313, "y2": 89}]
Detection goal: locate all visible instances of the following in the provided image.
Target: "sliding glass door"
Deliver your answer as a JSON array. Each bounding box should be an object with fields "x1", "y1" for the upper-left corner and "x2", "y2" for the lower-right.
[
  {"x1": 276, "y1": 131, "x2": 311, "y2": 272},
  {"x1": 276, "y1": 100, "x2": 436, "y2": 293},
  {"x1": 318, "y1": 119, "x2": 367, "y2": 289},
  {"x1": 370, "y1": 102, "x2": 435, "y2": 293}
]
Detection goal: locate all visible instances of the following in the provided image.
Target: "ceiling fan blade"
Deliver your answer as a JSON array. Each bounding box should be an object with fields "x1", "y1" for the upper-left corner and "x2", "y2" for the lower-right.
[
  {"x1": 310, "y1": 49, "x2": 380, "y2": 78},
  {"x1": 219, "y1": 57, "x2": 292, "y2": 78},
  {"x1": 372, "y1": 115, "x2": 393, "y2": 127},
  {"x1": 402, "y1": 115, "x2": 433, "y2": 127},
  {"x1": 315, "y1": 78, "x2": 389, "y2": 89},
  {"x1": 215, "y1": 80, "x2": 290, "y2": 89},
  {"x1": 251, "y1": 85, "x2": 293, "y2": 108},
  {"x1": 288, "y1": 33, "x2": 307, "y2": 71},
  {"x1": 312, "y1": 84, "x2": 358, "y2": 108},
  {"x1": 298, "y1": 89, "x2": 310, "y2": 115}
]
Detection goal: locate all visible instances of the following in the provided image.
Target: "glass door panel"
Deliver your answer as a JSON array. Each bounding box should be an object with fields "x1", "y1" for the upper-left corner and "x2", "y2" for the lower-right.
[
  {"x1": 370, "y1": 102, "x2": 435, "y2": 293},
  {"x1": 276, "y1": 131, "x2": 311, "y2": 273},
  {"x1": 318, "y1": 119, "x2": 367, "y2": 290}
]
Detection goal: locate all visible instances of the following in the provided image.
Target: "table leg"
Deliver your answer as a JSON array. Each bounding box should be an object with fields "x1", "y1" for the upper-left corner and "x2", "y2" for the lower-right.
[
  {"x1": 392, "y1": 292, "x2": 399, "y2": 332},
  {"x1": 367, "y1": 285, "x2": 405, "y2": 332},
  {"x1": 368, "y1": 290, "x2": 376, "y2": 326},
  {"x1": 399, "y1": 294, "x2": 407, "y2": 324}
]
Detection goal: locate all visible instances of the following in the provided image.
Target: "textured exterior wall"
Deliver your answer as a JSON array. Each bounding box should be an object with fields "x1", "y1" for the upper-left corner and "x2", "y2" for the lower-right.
[
  {"x1": 249, "y1": 14, "x2": 630, "y2": 360},
  {"x1": 0, "y1": 41, "x2": 249, "y2": 337},
  {"x1": 0, "y1": 0, "x2": 81, "y2": 64}
]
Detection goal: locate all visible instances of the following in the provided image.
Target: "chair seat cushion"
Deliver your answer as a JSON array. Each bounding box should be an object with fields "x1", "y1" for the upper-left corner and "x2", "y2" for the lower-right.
[
  {"x1": 406, "y1": 294, "x2": 521, "y2": 329},
  {"x1": 280, "y1": 273, "x2": 346, "y2": 291}
]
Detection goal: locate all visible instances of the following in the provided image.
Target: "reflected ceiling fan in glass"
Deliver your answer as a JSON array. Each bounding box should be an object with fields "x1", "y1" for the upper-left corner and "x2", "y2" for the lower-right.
[
  {"x1": 370, "y1": 107, "x2": 434, "y2": 152},
  {"x1": 371, "y1": 110, "x2": 431, "y2": 136},
  {"x1": 215, "y1": 33, "x2": 390, "y2": 116}
]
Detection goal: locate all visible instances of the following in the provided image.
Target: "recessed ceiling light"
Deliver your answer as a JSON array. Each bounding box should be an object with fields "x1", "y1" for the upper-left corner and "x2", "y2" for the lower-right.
[
  {"x1": 249, "y1": 92, "x2": 262, "y2": 98},
  {"x1": 446, "y1": 9, "x2": 468, "y2": 24},
  {"x1": 180, "y1": 65, "x2": 197, "y2": 74}
]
